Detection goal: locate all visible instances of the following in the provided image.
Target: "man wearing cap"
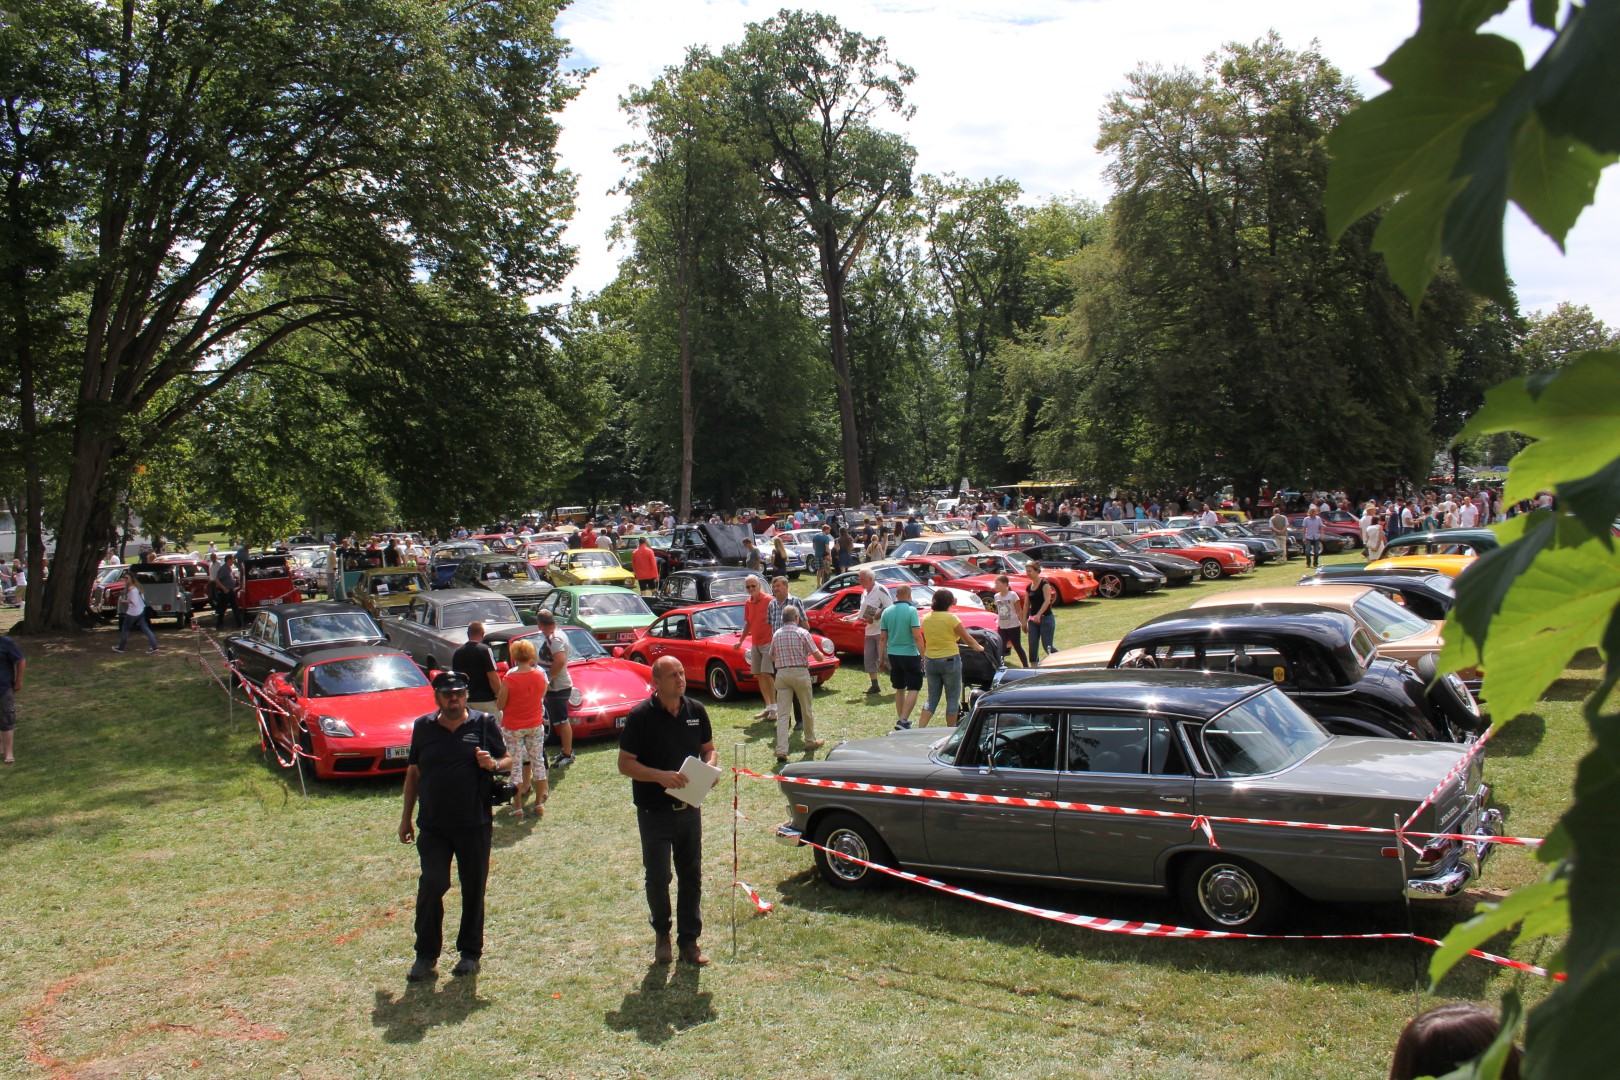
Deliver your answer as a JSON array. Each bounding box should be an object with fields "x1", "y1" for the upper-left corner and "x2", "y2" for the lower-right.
[
  {"x1": 534, "y1": 610, "x2": 576, "y2": 768},
  {"x1": 618, "y1": 656, "x2": 717, "y2": 965},
  {"x1": 399, "y1": 670, "x2": 511, "y2": 982}
]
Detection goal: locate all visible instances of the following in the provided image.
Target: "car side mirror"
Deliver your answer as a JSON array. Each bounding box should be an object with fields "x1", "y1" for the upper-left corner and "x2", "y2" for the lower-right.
[
  {"x1": 612, "y1": 645, "x2": 626, "y2": 657},
  {"x1": 266, "y1": 673, "x2": 293, "y2": 696},
  {"x1": 495, "y1": 661, "x2": 510, "y2": 674}
]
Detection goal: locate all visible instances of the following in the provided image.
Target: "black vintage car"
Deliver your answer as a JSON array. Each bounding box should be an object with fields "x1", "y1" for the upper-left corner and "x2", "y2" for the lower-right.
[
  {"x1": 449, "y1": 553, "x2": 554, "y2": 620},
  {"x1": 1020, "y1": 542, "x2": 1167, "y2": 599},
  {"x1": 1062, "y1": 536, "x2": 1199, "y2": 586},
  {"x1": 1286, "y1": 517, "x2": 1357, "y2": 555},
  {"x1": 646, "y1": 568, "x2": 757, "y2": 616},
  {"x1": 226, "y1": 600, "x2": 386, "y2": 687},
  {"x1": 1299, "y1": 569, "x2": 1457, "y2": 622},
  {"x1": 1012, "y1": 606, "x2": 1482, "y2": 743},
  {"x1": 1242, "y1": 518, "x2": 1304, "y2": 559},
  {"x1": 657, "y1": 523, "x2": 754, "y2": 577},
  {"x1": 428, "y1": 541, "x2": 485, "y2": 588}
]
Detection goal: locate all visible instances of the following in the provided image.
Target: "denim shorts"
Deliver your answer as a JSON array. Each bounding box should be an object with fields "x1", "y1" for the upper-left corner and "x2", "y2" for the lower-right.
[{"x1": 924, "y1": 655, "x2": 963, "y2": 716}]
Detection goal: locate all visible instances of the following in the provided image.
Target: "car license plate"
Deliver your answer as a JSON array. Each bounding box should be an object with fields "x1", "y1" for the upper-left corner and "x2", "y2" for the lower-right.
[
  {"x1": 617, "y1": 632, "x2": 634, "y2": 641},
  {"x1": 386, "y1": 746, "x2": 409, "y2": 760},
  {"x1": 266, "y1": 596, "x2": 280, "y2": 605},
  {"x1": 614, "y1": 715, "x2": 627, "y2": 729}
]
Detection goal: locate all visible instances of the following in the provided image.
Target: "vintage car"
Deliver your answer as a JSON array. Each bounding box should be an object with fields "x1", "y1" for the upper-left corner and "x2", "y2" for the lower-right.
[
  {"x1": 888, "y1": 532, "x2": 992, "y2": 560},
  {"x1": 326, "y1": 547, "x2": 387, "y2": 598},
  {"x1": 259, "y1": 647, "x2": 434, "y2": 779},
  {"x1": 1029, "y1": 606, "x2": 1482, "y2": 743},
  {"x1": 1185, "y1": 585, "x2": 1449, "y2": 670},
  {"x1": 1286, "y1": 517, "x2": 1359, "y2": 555},
  {"x1": 1299, "y1": 568, "x2": 1456, "y2": 621},
  {"x1": 775, "y1": 670, "x2": 1499, "y2": 930},
  {"x1": 521, "y1": 538, "x2": 569, "y2": 571},
  {"x1": 646, "y1": 568, "x2": 756, "y2": 616},
  {"x1": 988, "y1": 528, "x2": 1054, "y2": 551},
  {"x1": 963, "y1": 551, "x2": 1100, "y2": 604},
  {"x1": 626, "y1": 602, "x2": 840, "y2": 700},
  {"x1": 1364, "y1": 552, "x2": 1476, "y2": 577},
  {"x1": 805, "y1": 561, "x2": 925, "y2": 604},
  {"x1": 613, "y1": 533, "x2": 670, "y2": 571},
  {"x1": 1064, "y1": 536, "x2": 1198, "y2": 586},
  {"x1": 287, "y1": 549, "x2": 324, "y2": 597},
  {"x1": 226, "y1": 601, "x2": 387, "y2": 687},
  {"x1": 348, "y1": 566, "x2": 432, "y2": 620},
  {"x1": 664, "y1": 522, "x2": 756, "y2": 573},
  {"x1": 1018, "y1": 542, "x2": 1167, "y2": 598},
  {"x1": 801, "y1": 583, "x2": 1003, "y2": 689},
  {"x1": 1239, "y1": 518, "x2": 1304, "y2": 559},
  {"x1": 88, "y1": 564, "x2": 130, "y2": 620},
  {"x1": 449, "y1": 553, "x2": 555, "y2": 620},
  {"x1": 1178, "y1": 524, "x2": 1283, "y2": 565},
  {"x1": 897, "y1": 554, "x2": 1027, "y2": 606},
  {"x1": 381, "y1": 589, "x2": 526, "y2": 671},
  {"x1": 537, "y1": 585, "x2": 657, "y2": 647},
  {"x1": 484, "y1": 624, "x2": 655, "y2": 740},
  {"x1": 428, "y1": 541, "x2": 485, "y2": 588},
  {"x1": 545, "y1": 548, "x2": 638, "y2": 589},
  {"x1": 1049, "y1": 520, "x2": 1136, "y2": 541},
  {"x1": 1129, "y1": 531, "x2": 1254, "y2": 580},
  {"x1": 1379, "y1": 527, "x2": 1498, "y2": 559},
  {"x1": 90, "y1": 562, "x2": 195, "y2": 626},
  {"x1": 238, "y1": 552, "x2": 304, "y2": 610}
]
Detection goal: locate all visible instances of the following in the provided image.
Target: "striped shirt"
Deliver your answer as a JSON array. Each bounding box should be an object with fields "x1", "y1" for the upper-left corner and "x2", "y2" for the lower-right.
[{"x1": 770, "y1": 624, "x2": 820, "y2": 668}]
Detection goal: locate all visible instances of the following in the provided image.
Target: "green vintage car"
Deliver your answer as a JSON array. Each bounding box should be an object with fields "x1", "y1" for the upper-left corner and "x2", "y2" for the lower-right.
[
  {"x1": 614, "y1": 533, "x2": 671, "y2": 571},
  {"x1": 537, "y1": 585, "x2": 657, "y2": 647}
]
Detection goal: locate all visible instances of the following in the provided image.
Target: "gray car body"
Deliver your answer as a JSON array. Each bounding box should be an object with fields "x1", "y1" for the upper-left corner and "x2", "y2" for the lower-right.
[
  {"x1": 777, "y1": 671, "x2": 1494, "y2": 915},
  {"x1": 380, "y1": 587, "x2": 525, "y2": 670}
]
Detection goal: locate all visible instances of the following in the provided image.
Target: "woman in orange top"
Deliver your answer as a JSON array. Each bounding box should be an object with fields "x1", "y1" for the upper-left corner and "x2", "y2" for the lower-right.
[{"x1": 500, "y1": 638, "x2": 550, "y2": 818}]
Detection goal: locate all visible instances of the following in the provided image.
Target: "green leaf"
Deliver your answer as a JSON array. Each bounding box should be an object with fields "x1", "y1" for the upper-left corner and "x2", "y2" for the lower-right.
[
  {"x1": 1324, "y1": 32, "x2": 1524, "y2": 241},
  {"x1": 1509, "y1": 111, "x2": 1617, "y2": 249},
  {"x1": 1428, "y1": 877, "x2": 1569, "y2": 986},
  {"x1": 1438, "y1": 511, "x2": 1549, "y2": 669},
  {"x1": 1420, "y1": 0, "x2": 1515, "y2": 32},
  {"x1": 1535, "y1": 0, "x2": 1620, "y2": 155},
  {"x1": 1372, "y1": 178, "x2": 1468, "y2": 302},
  {"x1": 1530, "y1": 0, "x2": 1559, "y2": 30}
]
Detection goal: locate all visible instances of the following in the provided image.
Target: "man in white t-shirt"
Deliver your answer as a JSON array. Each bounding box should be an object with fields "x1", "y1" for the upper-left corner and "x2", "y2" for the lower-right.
[
  {"x1": 1199, "y1": 504, "x2": 1219, "y2": 527},
  {"x1": 534, "y1": 611, "x2": 576, "y2": 768},
  {"x1": 1457, "y1": 498, "x2": 1479, "y2": 528},
  {"x1": 857, "y1": 569, "x2": 894, "y2": 696}
]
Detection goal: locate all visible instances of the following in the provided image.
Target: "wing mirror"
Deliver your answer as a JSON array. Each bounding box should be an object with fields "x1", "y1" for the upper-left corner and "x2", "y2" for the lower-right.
[{"x1": 266, "y1": 672, "x2": 294, "y2": 696}]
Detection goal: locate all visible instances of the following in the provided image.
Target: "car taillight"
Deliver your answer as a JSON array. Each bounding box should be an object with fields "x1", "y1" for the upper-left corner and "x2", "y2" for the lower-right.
[{"x1": 1413, "y1": 836, "x2": 1456, "y2": 869}]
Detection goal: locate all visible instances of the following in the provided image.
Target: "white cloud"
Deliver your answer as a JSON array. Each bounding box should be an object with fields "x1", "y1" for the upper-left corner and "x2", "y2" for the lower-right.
[{"x1": 550, "y1": 0, "x2": 1619, "y2": 324}]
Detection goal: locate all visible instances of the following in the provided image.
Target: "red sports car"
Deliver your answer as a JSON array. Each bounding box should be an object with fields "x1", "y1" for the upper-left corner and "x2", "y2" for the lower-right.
[
  {"x1": 1129, "y1": 530, "x2": 1254, "y2": 580},
  {"x1": 803, "y1": 583, "x2": 1000, "y2": 655},
  {"x1": 963, "y1": 550, "x2": 1099, "y2": 603},
  {"x1": 485, "y1": 624, "x2": 656, "y2": 739},
  {"x1": 260, "y1": 646, "x2": 435, "y2": 779},
  {"x1": 896, "y1": 555, "x2": 1027, "y2": 607},
  {"x1": 988, "y1": 528, "x2": 1053, "y2": 551},
  {"x1": 625, "y1": 602, "x2": 840, "y2": 701}
]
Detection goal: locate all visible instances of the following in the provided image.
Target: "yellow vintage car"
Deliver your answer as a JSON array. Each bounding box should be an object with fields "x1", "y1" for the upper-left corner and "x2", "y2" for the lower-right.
[
  {"x1": 1363, "y1": 553, "x2": 1476, "y2": 578},
  {"x1": 349, "y1": 566, "x2": 430, "y2": 618},
  {"x1": 546, "y1": 548, "x2": 638, "y2": 588}
]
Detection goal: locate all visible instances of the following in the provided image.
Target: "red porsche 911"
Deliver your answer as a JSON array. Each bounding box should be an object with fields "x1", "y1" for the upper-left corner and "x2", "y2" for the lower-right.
[{"x1": 625, "y1": 602, "x2": 840, "y2": 701}]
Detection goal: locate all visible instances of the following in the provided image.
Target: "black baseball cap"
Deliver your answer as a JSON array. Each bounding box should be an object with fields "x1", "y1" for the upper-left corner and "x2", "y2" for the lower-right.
[{"x1": 432, "y1": 671, "x2": 469, "y2": 691}]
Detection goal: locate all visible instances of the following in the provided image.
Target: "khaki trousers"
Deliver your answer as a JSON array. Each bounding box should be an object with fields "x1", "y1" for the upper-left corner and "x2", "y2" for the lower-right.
[{"x1": 775, "y1": 666, "x2": 815, "y2": 754}]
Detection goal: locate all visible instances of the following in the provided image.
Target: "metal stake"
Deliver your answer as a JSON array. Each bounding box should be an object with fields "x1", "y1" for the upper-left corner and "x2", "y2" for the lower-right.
[
  {"x1": 1395, "y1": 812, "x2": 1421, "y2": 1013},
  {"x1": 731, "y1": 742, "x2": 742, "y2": 959}
]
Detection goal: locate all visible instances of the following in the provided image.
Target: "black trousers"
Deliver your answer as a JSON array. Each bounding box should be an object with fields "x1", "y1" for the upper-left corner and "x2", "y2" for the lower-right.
[
  {"x1": 413, "y1": 823, "x2": 492, "y2": 962},
  {"x1": 637, "y1": 808, "x2": 703, "y2": 945}
]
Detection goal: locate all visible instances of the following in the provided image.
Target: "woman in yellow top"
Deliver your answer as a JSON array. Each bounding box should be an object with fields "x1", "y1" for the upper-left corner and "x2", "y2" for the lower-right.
[{"x1": 918, "y1": 589, "x2": 986, "y2": 728}]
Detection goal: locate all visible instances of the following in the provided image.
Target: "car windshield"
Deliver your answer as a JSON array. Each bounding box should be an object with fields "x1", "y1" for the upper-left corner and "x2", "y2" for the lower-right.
[
  {"x1": 575, "y1": 590, "x2": 652, "y2": 617},
  {"x1": 1351, "y1": 592, "x2": 1431, "y2": 642},
  {"x1": 442, "y1": 599, "x2": 520, "y2": 628},
  {"x1": 889, "y1": 540, "x2": 928, "y2": 559},
  {"x1": 245, "y1": 558, "x2": 290, "y2": 579},
  {"x1": 286, "y1": 612, "x2": 381, "y2": 647},
  {"x1": 1217, "y1": 523, "x2": 1256, "y2": 538},
  {"x1": 560, "y1": 625, "x2": 608, "y2": 660},
  {"x1": 1078, "y1": 538, "x2": 1126, "y2": 557},
  {"x1": 931, "y1": 557, "x2": 979, "y2": 578},
  {"x1": 708, "y1": 577, "x2": 752, "y2": 601},
  {"x1": 1135, "y1": 534, "x2": 1191, "y2": 551},
  {"x1": 435, "y1": 543, "x2": 482, "y2": 558},
  {"x1": 97, "y1": 566, "x2": 127, "y2": 584},
  {"x1": 366, "y1": 572, "x2": 426, "y2": 593},
  {"x1": 306, "y1": 654, "x2": 428, "y2": 697},
  {"x1": 1201, "y1": 689, "x2": 1330, "y2": 778},
  {"x1": 524, "y1": 542, "x2": 565, "y2": 557},
  {"x1": 478, "y1": 559, "x2": 541, "y2": 581},
  {"x1": 1181, "y1": 527, "x2": 1222, "y2": 542},
  {"x1": 571, "y1": 550, "x2": 619, "y2": 569},
  {"x1": 692, "y1": 605, "x2": 746, "y2": 637}
]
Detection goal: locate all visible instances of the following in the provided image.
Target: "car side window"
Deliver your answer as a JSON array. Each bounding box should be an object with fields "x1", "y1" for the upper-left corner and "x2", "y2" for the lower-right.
[
  {"x1": 833, "y1": 594, "x2": 861, "y2": 615},
  {"x1": 1149, "y1": 718, "x2": 1191, "y2": 775},
  {"x1": 667, "y1": 615, "x2": 691, "y2": 640},
  {"x1": 958, "y1": 710, "x2": 1059, "y2": 770},
  {"x1": 676, "y1": 577, "x2": 699, "y2": 600},
  {"x1": 1067, "y1": 713, "x2": 1149, "y2": 774}
]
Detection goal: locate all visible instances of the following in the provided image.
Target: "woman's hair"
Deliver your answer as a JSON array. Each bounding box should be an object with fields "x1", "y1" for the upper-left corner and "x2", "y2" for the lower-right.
[
  {"x1": 994, "y1": 574, "x2": 1009, "y2": 587},
  {"x1": 509, "y1": 638, "x2": 538, "y2": 666},
  {"x1": 1389, "y1": 1002, "x2": 1519, "y2": 1080},
  {"x1": 932, "y1": 588, "x2": 955, "y2": 612}
]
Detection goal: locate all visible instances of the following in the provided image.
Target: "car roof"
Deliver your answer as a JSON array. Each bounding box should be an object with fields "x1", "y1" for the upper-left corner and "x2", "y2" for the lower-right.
[
  {"x1": 1385, "y1": 528, "x2": 1497, "y2": 544},
  {"x1": 669, "y1": 567, "x2": 756, "y2": 580},
  {"x1": 981, "y1": 668, "x2": 1269, "y2": 716},
  {"x1": 554, "y1": 583, "x2": 638, "y2": 594},
  {"x1": 655, "y1": 601, "x2": 746, "y2": 618},
  {"x1": 1124, "y1": 605, "x2": 1359, "y2": 645},
  {"x1": 272, "y1": 600, "x2": 371, "y2": 621},
  {"x1": 295, "y1": 645, "x2": 413, "y2": 667},
  {"x1": 1189, "y1": 585, "x2": 1374, "y2": 609},
  {"x1": 420, "y1": 588, "x2": 497, "y2": 603}
]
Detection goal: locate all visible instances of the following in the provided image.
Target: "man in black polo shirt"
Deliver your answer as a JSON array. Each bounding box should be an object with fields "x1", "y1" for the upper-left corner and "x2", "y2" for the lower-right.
[
  {"x1": 618, "y1": 655, "x2": 717, "y2": 966},
  {"x1": 399, "y1": 671, "x2": 511, "y2": 982},
  {"x1": 451, "y1": 621, "x2": 502, "y2": 710}
]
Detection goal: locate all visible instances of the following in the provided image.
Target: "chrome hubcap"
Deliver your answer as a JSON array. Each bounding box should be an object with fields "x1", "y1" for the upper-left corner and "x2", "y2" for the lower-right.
[
  {"x1": 825, "y1": 828, "x2": 871, "y2": 881},
  {"x1": 1100, "y1": 576, "x2": 1123, "y2": 598},
  {"x1": 1198, "y1": 864, "x2": 1259, "y2": 925}
]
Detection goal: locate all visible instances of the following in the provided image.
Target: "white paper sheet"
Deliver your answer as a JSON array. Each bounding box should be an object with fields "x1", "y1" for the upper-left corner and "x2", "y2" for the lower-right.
[{"x1": 668, "y1": 755, "x2": 722, "y2": 807}]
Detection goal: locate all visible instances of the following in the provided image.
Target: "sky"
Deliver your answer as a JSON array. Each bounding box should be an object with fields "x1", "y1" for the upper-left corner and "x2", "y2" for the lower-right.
[{"x1": 548, "y1": 0, "x2": 1618, "y2": 324}]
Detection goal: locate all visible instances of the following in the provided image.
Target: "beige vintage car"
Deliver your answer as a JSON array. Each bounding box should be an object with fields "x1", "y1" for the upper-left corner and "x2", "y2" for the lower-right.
[
  {"x1": 1043, "y1": 584, "x2": 1445, "y2": 670},
  {"x1": 348, "y1": 567, "x2": 431, "y2": 620}
]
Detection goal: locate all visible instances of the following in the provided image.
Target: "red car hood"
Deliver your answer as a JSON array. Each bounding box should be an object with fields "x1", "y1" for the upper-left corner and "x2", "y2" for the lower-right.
[
  {"x1": 312, "y1": 686, "x2": 437, "y2": 739},
  {"x1": 572, "y1": 657, "x2": 656, "y2": 710}
]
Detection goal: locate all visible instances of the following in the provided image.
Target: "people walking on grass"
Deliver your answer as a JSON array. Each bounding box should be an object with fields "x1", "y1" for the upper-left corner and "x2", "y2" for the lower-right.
[
  {"x1": 878, "y1": 585, "x2": 925, "y2": 730},
  {"x1": 734, "y1": 575, "x2": 777, "y2": 724},
  {"x1": 535, "y1": 610, "x2": 576, "y2": 768},
  {"x1": 1024, "y1": 560, "x2": 1057, "y2": 664},
  {"x1": 991, "y1": 574, "x2": 1029, "y2": 667},
  {"x1": 0, "y1": 628, "x2": 24, "y2": 764},
  {"x1": 499, "y1": 638, "x2": 549, "y2": 819},
  {"x1": 1301, "y1": 506, "x2": 1325, "y2": 569},
  {"x1": 770, "y1": 607, "x2": 828, "y2": 763},
  {"x1": 857, "y1": 568, "x2": 893, "y2": 696},
  {"x1": 918, "y1": 589, "x2": 985, "y2": 728},
  {"x1": 113, "y1": 574, "x2": 160, "y2": 654},
  {"x1": 213, "y1": 554, "x2": 243, "y2": 629}
]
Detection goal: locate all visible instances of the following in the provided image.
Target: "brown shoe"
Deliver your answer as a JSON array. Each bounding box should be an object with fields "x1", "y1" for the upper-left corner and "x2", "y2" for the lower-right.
[
  {"x1": 804, "y1": 739, "x2": 826, "y2": 750},
  {"x1": 678, "y1": 942, "x2": 710, "y2": 966},
  {"x1": 654, "y1": 933, "x2": 673, "y2": 964}
]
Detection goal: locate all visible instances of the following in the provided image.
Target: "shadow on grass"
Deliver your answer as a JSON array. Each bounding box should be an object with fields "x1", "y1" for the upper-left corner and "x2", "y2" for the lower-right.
[
  {"x1": 604, "y1": 962, "x2": 715, "y2": 1044},
  {"x1": 1488, "y1": 713, "x2": 1546, "y2": 757},
  {"x1": 1541, "y1": 678, "x2": 1601, "y2": 702},
  {"x1": 371, "y1": 973, "x2": 490, "y2": 1043},
  {"x1": 772, "y1": 865, "x2": 1500, "y2": 995}
]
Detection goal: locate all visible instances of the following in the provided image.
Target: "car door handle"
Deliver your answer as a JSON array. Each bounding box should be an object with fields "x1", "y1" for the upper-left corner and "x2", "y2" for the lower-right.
[{"x1": 1158, "y1": 795, "x2": 1189, "y2": 804}]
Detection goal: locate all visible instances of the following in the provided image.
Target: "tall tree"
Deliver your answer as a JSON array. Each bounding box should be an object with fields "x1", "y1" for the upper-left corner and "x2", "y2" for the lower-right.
[
  {"x1": 1520, "y1": 302, "x2": 1619, "y2": 373},
  {"x1": 1, "y1": 0, "x2": 582, "y2": 631},
  {"x1": 716, "y1": 9, "x2": 916, "y2": 505}
]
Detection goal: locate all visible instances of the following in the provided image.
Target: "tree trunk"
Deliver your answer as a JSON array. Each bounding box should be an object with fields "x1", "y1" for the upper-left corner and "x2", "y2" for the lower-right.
[
  {"x1": 26, "y1": 429, "x2": 121, "y2": 633},
  {"x1": 820, "y1": 233, "x2": 863, "y2": 507},
  {"x1": 953, "y1": 373, "x2": 977, "y2": 497},
  {"x1": 678, "y1": 290, "x2": 695, "y2": 523}
]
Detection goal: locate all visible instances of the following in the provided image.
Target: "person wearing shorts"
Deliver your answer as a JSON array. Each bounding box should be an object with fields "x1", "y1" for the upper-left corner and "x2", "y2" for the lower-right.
[
  {"x1": 733, "y1": 575, "x2": 776, "y2": 721},
  {"x1": 534, "y1": 611, "x2": 576, "y2": 768},
  {"x1": 991, "y1": 574, "x2": 1029, "y2": 666},
  {"x1": 918, "y1": 589, "x2": 984, "y2": 728},
  {"x1": 857, "y1": 569, "x2": 893, "y2": 695},
  {"x1": 0, "y1": 629, "x2": 23, "y2": 764},
  {"x1": 499, "y1": 637, "x2": 549, "y2": 817},
  {"x1": 878, "y1": 585, "x2": 925, "y2": 730}
]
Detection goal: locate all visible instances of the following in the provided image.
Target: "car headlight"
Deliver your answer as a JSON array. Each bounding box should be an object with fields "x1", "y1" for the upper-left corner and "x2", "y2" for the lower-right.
[{"x1": 317, "y1": 715, "x2": 356, "y2": 737}]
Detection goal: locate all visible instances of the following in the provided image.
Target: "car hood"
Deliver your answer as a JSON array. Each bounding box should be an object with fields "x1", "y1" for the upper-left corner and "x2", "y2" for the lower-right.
[
  {"x1": 1036, "y1": 640, "x2": 1118, "y2": 667},
  {"x1": 567, "y1": 567, "x2": 635, "y2": 583},
  {"x1": 575, "y1": 612, "x2": 656, "y2": 630},
  {"x1": 699, "y1": 522, "x2": 752, "y2": 563},
  {"x1": 1237, "y1": 736, "x2": 1465, "y2": 802},
  {"x1": 572, "y1": 658, "x2": 655, "y2": 708},
  {"x1": 1370, "y1": 623, "x2": 1445, "y2": 664},
  {"x1": 479, "y1": 580, "x2": 554, "y2": 600},
  {"x1": 312, "y1": 686, "x2": 436, "y2": 735},
  {"x1": 1133, "y1": 552, "x2": 1199, "y2": 572}
]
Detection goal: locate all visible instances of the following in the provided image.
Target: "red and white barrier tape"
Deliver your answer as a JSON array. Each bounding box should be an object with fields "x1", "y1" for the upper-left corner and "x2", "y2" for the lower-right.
[
  {"x1": 1403, "y1": 725, "x2": 1495, "y2": 832},
  {"x1": 737, "y1": 768, "x2": 1542, "y2": 849},
  {"x1": 790, "y1": 835, "x2": 1561, "y2": 981},
  {"x1": 732, "y1": 881, "x2": 774, "y2": 913},
  {"x1": 191, "y1": 626, "x2": 313, "y2": 768}
]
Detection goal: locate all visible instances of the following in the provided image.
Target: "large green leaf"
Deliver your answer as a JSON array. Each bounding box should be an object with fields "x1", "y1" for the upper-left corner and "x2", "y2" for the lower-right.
[
  {"x1": 1534, "y1": 0, "x2": 1620, "y2": 155},
  {"x1": 1429, "y1": 876, "x2": 1569, "y2": 985},
  {"x1": 1419, "y1": 0, "x2": 1515, "y2": 32},
  {"x1": 1508, "y1": 112, "x2": 1616, "y2": 250}
]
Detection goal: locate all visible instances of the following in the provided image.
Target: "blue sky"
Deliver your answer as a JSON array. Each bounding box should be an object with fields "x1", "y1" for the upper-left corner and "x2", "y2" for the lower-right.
[{"x1": 548, "y1": 0, "x2": 1618, "y2": 325}]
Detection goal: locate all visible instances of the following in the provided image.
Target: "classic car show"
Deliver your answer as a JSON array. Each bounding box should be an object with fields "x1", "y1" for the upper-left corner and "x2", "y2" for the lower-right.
[{"x1": 7, "y1": 1, "x2": 1608, "y2": 1074}]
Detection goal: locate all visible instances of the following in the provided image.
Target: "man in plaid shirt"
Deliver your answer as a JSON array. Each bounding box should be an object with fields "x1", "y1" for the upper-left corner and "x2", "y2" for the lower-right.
[{"x1": 770, "y1": 607, "x2": 827, "y2": 763}]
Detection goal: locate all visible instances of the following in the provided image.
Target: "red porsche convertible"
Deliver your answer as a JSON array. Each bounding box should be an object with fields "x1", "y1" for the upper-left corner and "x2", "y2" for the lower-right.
[
  {"x1": 625, "y1": 602, "x2": 840, "y2": 701},
  {"x1": 260, "y1": 646, "x2": 435, "y2": 779}
]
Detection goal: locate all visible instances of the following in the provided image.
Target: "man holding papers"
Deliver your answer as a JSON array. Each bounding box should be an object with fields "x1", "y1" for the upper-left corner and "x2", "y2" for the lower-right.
[{"x1": 618, "y1": 656, "x2": 719, "y2": 966}]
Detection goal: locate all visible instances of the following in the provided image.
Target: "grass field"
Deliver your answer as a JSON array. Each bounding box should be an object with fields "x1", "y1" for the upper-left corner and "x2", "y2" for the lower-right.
[{"x1": 0, "y1": 554, "x2": 1584, "y2": 1078}]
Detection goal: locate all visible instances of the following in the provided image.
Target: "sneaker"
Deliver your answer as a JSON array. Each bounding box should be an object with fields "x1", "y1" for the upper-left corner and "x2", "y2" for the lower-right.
[
  {"x1": 406, "y1": 958, "x2": 437, "y2": 982},
  {"x1": 111, "y1": 646, "x2": 125, "y2": 653},
  {"x1": 894, "y1": 719, "x2": 913, "y2": 730},
  {"x1": 147, "y1": 647, "x2": 160, "y2": 654},
  {"x1": 450, "y1": 955, "x2": 480, "y2": 977},
  {"x1": 552, "y1": 753, "x2": 575, "y2": 768},
  {"x1": 804, "y1": 739, "x2": 826, "y2": 751}
]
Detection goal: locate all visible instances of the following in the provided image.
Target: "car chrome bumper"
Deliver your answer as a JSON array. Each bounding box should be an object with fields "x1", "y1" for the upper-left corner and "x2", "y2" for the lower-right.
[
  {"x1": 1406, "y1": 803, "x2": 1503, "y2": 900},
  {"x1": 775, "y1": 823, "x2": 804, "y2": 847}
]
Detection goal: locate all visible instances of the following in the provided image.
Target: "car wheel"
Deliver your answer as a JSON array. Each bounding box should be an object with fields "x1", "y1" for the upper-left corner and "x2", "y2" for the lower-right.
[
  {"x1": 627, "y1": 652, "x2": 649, "y2": 665},
  {"x1": 706, "y1": 662, "x2": 736, "y2": 700},
  {"x1": 812, "y1": 811, "x2": 895, "y2": 891},
  {"x1": 978, "y1": 591, "x2": 996, "y2": 609},
  {"x1": 1097, "y1": 573, "x2": 1125, "y2": 599},
  {"x1": 1199, "y1": 559, "x2": 1224, "y2": 580},
  {"x1": 1177, "y1": 854, "x2": 1286, "y2": 932}
]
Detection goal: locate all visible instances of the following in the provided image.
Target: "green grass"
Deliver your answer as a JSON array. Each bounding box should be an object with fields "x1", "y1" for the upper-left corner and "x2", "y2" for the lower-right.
[{"x1": 0, "y1": 554, "x2": 1583, "y2": 1078}]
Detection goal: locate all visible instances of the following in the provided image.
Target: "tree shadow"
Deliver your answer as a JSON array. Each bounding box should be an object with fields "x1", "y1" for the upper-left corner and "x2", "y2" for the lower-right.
[
  {"x1": 1488, "y1": 712, "x2": 1545, "y2": 757},
  {"x1": 1540, "y1": 678, "x2": 1600, "y2": 702},
  {"x1": 371, "y1": 973, "x2": 491, "y2": 1043},
  {"x1": 603, "y1": 962, "x2": 716, "y2": 1044}
]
